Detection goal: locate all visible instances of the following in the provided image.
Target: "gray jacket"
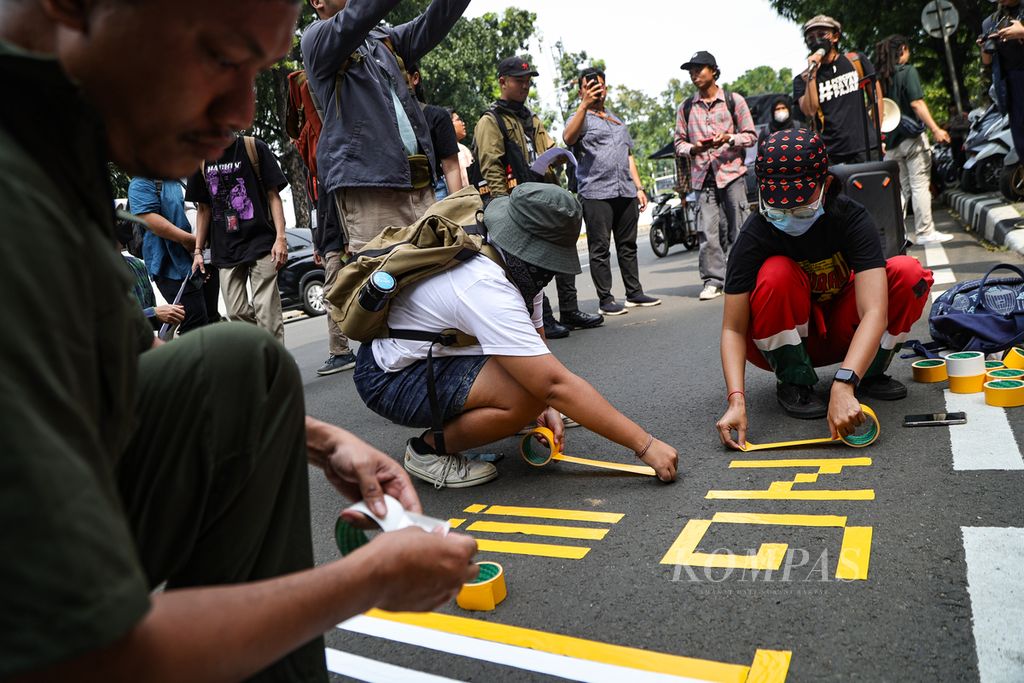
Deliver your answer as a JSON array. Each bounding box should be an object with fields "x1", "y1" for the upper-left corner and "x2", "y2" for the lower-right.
[{"x1": 300, "y1": 0, "x2": 470, "y2": 193}]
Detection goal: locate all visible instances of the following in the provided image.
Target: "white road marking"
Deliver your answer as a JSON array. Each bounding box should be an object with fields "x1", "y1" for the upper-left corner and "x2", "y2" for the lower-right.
[
  {"x1": 931, "y1": 289, "x2": 946, "y2": 303},
  {"x1": 944, "y1": 390, "x2": 1024, "y2": 470},
  {"x1": 924, "y1": 241, "x2": 950, "y2": 267},
  {"x1": 961, "y1": 527, "x2": 1024, "y2": 682},
  {"x1": 932, "y1": 268, "x2": 956, "y2": 286},
  {"x1": 337, "y1": 615, "x2": 709, "y2": 683},
  {"x1": 325, "y1": 648, "x2": 461, "y2": 682}
]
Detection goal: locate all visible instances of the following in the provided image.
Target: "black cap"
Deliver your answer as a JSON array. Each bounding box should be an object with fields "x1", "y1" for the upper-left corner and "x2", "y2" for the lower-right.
[
  {"x1": 498, "y1": 55, "x2": 539, "y2": 78},
  {"x1": 680, "y1": 50, "x2": 718, "y2": 71}
]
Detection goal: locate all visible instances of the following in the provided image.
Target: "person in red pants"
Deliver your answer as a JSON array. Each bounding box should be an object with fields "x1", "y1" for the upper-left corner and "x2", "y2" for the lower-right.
[{"x1": 716, "y1": 129, "x2": 933, "y2": 448}]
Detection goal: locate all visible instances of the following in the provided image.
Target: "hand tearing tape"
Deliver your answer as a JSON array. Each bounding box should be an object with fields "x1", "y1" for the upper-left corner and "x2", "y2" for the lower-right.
[
  {"x1": 334, "y1": 494, "x2": 450, "y2": 556},
  {"x1": 738, "y1": 404, "x2": 880, "y2": 451},
  {"x1": 520, "y1": 427, "x2": 657, "y2": 476}
]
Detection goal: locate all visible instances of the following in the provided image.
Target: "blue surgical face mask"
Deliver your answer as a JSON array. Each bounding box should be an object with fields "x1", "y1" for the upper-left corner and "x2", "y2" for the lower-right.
[{"x1": 766, "y1": 205, "x2": 824, "y2": 236}]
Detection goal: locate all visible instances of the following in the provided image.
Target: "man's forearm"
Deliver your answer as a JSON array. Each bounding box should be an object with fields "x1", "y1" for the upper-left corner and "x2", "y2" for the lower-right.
[
  {"x1": 268, "y1": 191, "x2": 287, "y2": 238},
  {"x1": 910, "y1": 100, "x2": 941, "y2": 134},
  {"x1": 194, "y1": 205, "x2": 210, "y2": 253},
  {"x1": 139, "y1": 213, "x2": 194, "y2": 247},
  {"x1": 15, "y1": 557, "x2": 383, "y2": 683},
  {"x1": 441, "y1": 156, "x2": 464, "y2": 193},
  {"x1": 840, "y1": 308, "x2": 887, "y2": 379},
  {"x1": 393, "y1": 0, "x2": 472, "y2": 64},
  {"x1": 563, "y1": 105, "x2": 588, "y2": 146}
]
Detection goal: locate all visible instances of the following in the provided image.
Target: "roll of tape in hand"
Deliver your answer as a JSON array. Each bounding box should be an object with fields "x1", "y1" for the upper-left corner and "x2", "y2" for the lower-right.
[
  {"x1": 912, "y1": 359, "x2": 948, "y2": 383},
  {"x1": 739, "y1": 404, "x2": 880, "y2": 451},
  {"x1": 984, "y1": 379, "x2": 1024, "y2": 407},
  {"x1": 520, "y1": 427, "x2": 657, "y2": 476},
  {"x1": 456, "y1": 561, "x2": 507, "y2": 611},
  {"x1": 334, "y1": 494, "x2": 450, "y2": 556}
]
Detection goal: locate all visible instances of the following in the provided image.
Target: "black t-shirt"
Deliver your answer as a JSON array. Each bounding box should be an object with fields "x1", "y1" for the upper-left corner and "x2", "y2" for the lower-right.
[
  {"x1": 725, "y1": 192, "x2": 886, "y2": 303},
  {"x1": 793, "y1": 53, "x2": 877, "y2": 158},
  {"x1": 422, "y1": 104, "x2": 459, "y2": 177},
  {"x1": 185, "y1": 137, "x2": 288, "y2": 268}
]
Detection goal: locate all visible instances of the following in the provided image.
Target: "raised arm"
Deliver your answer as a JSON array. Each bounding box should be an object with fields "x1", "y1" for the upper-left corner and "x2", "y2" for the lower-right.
[{"x1": 301, "y1": 0, "x2": 405, "y2": 80}]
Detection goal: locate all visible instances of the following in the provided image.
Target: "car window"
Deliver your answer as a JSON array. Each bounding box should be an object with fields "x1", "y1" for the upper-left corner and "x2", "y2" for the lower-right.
[{"x1": 286, "y1": 232, "x2": 310, "y2": 252}]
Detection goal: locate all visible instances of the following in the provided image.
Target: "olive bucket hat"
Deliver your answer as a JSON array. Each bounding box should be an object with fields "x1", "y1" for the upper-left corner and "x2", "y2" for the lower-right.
[{"x1": 483, "y1": 183, "x2": 583, "y2": 274}]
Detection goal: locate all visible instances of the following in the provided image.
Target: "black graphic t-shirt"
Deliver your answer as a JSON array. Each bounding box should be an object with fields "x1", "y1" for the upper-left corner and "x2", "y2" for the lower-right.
[
  {"x1": 725, "y1": 192, "x2": 886, "y2": 303},
  {"x1": 185, "y1": 137, "x2": 288, "y2": 268},
  {"x1": 793, "y1": 52, "x2": 877, "y2": 158}
]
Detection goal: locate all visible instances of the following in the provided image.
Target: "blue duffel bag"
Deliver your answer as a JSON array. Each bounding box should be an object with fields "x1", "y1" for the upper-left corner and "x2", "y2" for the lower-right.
[{"x1": 929, "y1": 263, "x2": 1024, "y2": 354}]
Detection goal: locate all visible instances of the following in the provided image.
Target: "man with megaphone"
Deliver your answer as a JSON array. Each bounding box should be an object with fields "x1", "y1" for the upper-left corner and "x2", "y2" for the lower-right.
[{"x1": 794, "y1": 15, "x2": 883, "y2": 165}]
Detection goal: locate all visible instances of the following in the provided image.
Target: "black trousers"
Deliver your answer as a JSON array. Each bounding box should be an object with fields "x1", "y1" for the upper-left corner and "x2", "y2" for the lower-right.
[
  {"x1": 117, "y1": 323, "x2": 327, "y2": 682},
  {"x1": 542, "y1": 273, "x2": 580, "y2": 319},
  {"x1": 154, "y1": 268, "x2": 221, "y2": 334},
  {"x1": 581, "y1": 196, "x2": 642, "y2": 303}
]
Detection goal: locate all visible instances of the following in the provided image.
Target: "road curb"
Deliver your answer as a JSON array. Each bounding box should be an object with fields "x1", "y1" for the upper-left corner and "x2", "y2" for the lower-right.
[{"x1": 943, "y1": 189, "x2": 1024, "y2": 253}]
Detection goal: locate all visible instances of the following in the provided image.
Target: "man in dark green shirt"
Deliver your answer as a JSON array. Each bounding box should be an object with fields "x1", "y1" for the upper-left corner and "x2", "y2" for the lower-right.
[{"x1": 0, "y1": 2, "x2": 477, "y2": 681}]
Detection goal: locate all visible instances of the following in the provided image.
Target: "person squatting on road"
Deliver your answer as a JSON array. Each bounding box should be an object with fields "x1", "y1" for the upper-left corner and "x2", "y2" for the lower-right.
[
  {"x1": 673, "y1": 50, "x2": 757, "y2": 302},
  {"x1": 353, "y1": 183, "x2": 679, "y2": 489},
  {"x1": 562, "y1": 67, "x2": 661, "y2": 316},
  {"x1": 474, "y1": 55, "x2": 604, "y2": 339},
  {"x1": 0, "y1": 1, "x2": 479, "y2": 681},
  {"x1": 716, "y1": 130, "x2": 934, "y2": 446},
  {"x1": 794, "y1": 15, "x2": 883, "y2": 165},
  {"x1": 874, "y1": 34, "x2": 954, "y2": 246}
]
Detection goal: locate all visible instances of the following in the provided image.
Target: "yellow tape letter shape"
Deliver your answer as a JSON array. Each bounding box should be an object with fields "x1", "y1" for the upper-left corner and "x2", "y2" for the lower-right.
[
  {"x1": 707, "y1": 457, "x2": 875, "y2": 501},
  {"x1": 659, "y1": 512, "x2": 872, "y2": 580}
]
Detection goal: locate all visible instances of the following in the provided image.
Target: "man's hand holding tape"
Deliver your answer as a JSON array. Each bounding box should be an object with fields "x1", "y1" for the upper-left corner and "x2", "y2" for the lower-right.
[{"x1": 305, "y1": 417, "x2": 478, "y2": 610}]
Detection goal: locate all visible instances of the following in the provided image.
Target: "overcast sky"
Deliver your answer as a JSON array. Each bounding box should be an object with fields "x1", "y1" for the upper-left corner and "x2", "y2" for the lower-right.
[{"x1": 463, "y1": 0, "x2": 810, "y2": 131}]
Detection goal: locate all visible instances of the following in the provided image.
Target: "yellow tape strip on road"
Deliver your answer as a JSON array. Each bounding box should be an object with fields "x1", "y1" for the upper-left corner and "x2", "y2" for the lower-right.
[
  {"x1": 738, "y1": 404, "x2": 879, "y2": 451},
  {"x1": 474, "y1": 539, "x2": 591, "y2": 560},
  {"x1": 468, "y1": 504, "x2": 624, "y2": 524},
  {"x1": 467, "y1": 520, "x2": 610, "y2": 540},
  {"x1": 520, "y1": 427, "x2": 658, "y2": 475},
  {"x1": 365, "y1": 609, "x2": 791, "y2": 682}
]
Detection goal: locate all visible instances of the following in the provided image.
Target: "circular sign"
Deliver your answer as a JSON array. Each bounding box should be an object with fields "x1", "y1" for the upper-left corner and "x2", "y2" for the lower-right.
[{"x1": 922, "y1": 0, "x2": 960, "y2": 39}]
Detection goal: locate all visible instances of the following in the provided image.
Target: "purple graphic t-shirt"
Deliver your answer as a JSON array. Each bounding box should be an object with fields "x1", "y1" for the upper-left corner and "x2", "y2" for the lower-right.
[{"x1": 185, "y1": 137, "x2": 288, "y2": 268}]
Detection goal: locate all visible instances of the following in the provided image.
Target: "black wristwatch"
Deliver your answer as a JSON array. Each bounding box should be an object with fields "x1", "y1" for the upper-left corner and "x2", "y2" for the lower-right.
[{"x1": 833, "y1": 368, "x2": 860, "y2": 388}]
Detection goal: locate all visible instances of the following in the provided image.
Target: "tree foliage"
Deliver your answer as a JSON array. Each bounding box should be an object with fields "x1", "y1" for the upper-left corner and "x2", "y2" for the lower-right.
[
  {"x1": 766, "y1": 0, "x2": 988, "y2": 118},
  {"x1": 724, "y1": 66, "x2": 794, "y2": 98}
]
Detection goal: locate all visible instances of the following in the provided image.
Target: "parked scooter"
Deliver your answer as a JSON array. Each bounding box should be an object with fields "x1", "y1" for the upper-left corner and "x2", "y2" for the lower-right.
[
  {"x1": 1000, "y1": 144, "x2": 1024, "y2": 202},
  {"x1": 649, "y1": 191, "x2": 698, "y2": 257},
  {"x1": 961, "y1": 103, "x2": 1010, "y2": 193}
]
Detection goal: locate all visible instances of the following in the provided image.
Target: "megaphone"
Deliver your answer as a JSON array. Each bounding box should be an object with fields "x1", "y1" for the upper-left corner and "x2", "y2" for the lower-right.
[{"x1": 881, "y1": 98, "x2": 901, "y2": 134}]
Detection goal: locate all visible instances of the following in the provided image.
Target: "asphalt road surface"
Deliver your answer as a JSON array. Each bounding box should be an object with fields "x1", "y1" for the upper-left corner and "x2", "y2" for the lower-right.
[{"x1": 284, "y1": 206, "x2": 1024, "y2": 682}]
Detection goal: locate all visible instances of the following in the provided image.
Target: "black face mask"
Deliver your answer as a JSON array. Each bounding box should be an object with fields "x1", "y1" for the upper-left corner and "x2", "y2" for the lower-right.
[
  {"x1": 500, "y1": 249, "x2": 557, "y2": 308},
  {"x1": 806, "y1": 36, "x2": 832, "y2": 55}
]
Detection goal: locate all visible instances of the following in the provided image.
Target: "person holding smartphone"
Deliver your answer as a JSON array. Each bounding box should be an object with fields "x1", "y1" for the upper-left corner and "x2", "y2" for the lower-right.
[
  {"x1": 673, "y1": 51, "x2": 757, "y2": 301},
  {"x1": 982, "y1": 0, "x2": 1024, "y2": 159},
  {"x1": 563, "y1": 68, "x2": 661, "y2": 315},
  {"x1": 715, "y1": 129, "x2": 933, "y2": 446}
]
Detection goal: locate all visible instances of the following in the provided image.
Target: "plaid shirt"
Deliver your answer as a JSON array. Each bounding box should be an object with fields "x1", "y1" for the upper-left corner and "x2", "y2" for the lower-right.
[{"x1": 673, "y1": 88, "x2": 756, "y2": 189}]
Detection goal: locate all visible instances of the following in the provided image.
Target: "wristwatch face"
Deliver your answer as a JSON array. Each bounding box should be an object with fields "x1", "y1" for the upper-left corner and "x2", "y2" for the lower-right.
[{"x1": 835, "y1": 368, "x2": 858, "y2": 385}]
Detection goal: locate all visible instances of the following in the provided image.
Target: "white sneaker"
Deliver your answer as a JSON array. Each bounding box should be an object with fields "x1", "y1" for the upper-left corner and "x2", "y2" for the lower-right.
[
  {"x1": 915, "y1": 231, "x2": 954, "y2": 244},
  {"x1": 698, "y1": 284, "x2": 723, "y2": 301},
  {"x1": 404, "y1": 440, "x2": 498, "y2": 489}
]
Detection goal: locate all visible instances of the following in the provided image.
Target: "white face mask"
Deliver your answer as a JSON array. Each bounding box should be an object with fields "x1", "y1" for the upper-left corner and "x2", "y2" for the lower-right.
[
  {"x1": 766, "y1": 206, "x2": 824, "y2": 237},
  {"x1": 773, "y1": 109, "x2": 790, "y2": 124}
]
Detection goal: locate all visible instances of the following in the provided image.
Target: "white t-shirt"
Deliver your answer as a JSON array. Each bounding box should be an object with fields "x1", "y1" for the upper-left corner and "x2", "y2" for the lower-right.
[{"x1": 371, "y1": 255, "x2": 549, "y2": 372}]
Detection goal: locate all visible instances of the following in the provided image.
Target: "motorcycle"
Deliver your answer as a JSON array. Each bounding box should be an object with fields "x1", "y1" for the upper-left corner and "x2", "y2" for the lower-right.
[
  {"x1": 1000, "y1": 143, "x2": 1024, "y2": 202},
  {"x1": 649, "y1": 191, "x2": 698, "y2": 257},
  {"x1": 961, "y1": 103, "x2": 1010, "y2": 193}
]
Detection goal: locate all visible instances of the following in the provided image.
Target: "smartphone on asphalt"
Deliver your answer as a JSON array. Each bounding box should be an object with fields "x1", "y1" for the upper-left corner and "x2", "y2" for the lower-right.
[{"x1": 902, "y1": 412, "x2": 968, "y2": 427}]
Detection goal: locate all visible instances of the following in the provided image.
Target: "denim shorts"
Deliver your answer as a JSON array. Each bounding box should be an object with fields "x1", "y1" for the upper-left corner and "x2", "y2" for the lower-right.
[{"x1": 353, "y1": 344, "x2": 489, "y2": 428}]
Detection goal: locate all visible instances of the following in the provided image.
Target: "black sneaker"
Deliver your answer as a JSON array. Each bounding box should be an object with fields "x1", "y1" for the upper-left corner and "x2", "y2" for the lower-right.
[
  {"x1": 625, "y1": 294, "x2": 662, "y2": 307},
  {"x1": 599, "y1": 300, "x2": 628, "y2": 316},
  {"x1": 776, "y1": 382, "x2": 827, "y2": 419},
  {"x1": 316, "y1": 352, "x2": 357, "y2": 376},
  {"x1": 561, "y1": 310, "x2": 604, "y2": 329},
  {"x1": 543, "y1": 314, "x2": 571, "y2": 339},
  {"x1": 857, "y1": 374, "x2": 908, "y2": 400}
]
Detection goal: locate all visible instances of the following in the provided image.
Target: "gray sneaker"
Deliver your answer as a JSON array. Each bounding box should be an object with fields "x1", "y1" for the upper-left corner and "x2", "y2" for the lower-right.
[
  {"x1": 404, "y1": 440, "x2": 498, "y2": 489},
  {"x1": 599, "y1": 299, "x2": 628, "y2": 315},
  {"x1": 317, "y1": 352, "x2": 357, "y2": 375}
]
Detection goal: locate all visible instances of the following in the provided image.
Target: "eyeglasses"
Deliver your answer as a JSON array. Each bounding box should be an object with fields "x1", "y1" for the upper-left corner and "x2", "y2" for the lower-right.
[{"x1": 759, "y1": 187, "x2": 825, "y2": 220}]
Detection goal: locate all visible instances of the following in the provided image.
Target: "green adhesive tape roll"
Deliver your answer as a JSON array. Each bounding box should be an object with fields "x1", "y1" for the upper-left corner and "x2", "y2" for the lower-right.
[{"x1": 335, "y1": 517, "x2": 370, "y2": 556}]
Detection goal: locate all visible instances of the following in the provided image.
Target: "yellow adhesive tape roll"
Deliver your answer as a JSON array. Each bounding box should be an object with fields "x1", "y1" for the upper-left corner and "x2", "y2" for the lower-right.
[
  {"x1": 986, "y1": 360, "x2": 1006, "y2": 371},
  {"x1": 948, "y1": 374, "x2": 985, "y2": 394},
  {"x1": 739, "y1": 404, "x2": 880, "y2": 451},
  {"x1": 984, "y1": 379, "x2": 1024, "y2": 407},
  {"x1": 520, "y1": 427, "x2": 657, "y2": 476},
  {"x1": 912, "y1": 359, "x2": 948, "y2": 383},
  {"x1": 1003, "y1": 347, "x2": 1024, "y2": 370},
  {"x1": 986, "y1": 368, "x2": 1024, "y2": 381},
  {"x1": 945, "y1": 351, "x2": 986, "y2": 377},
  {"x1": 456, "y1": 561, "x2": 507, "y2": 611}
]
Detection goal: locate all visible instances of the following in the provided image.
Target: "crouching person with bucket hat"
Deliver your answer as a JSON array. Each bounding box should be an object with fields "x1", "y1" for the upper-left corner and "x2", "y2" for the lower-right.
[
  {"x1": 351, "y1": 183, "x2": 678, "y2": 487},
  {"x1": 716, "y1": 130, "x2": 933, "y2": 448}
]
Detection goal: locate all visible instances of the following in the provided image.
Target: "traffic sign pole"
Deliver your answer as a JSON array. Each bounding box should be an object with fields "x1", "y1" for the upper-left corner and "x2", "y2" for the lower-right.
[
  {"x1": 923, "y1": 0, "x2": 964, "y2": 113},
  {"x1": 934, "y1": 1, "x2": 964, "y2": 113}
]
